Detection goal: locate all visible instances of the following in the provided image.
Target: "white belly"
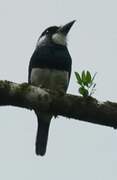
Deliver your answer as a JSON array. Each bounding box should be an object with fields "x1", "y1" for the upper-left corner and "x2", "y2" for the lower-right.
[{"x1": 30, "y1": 68, "x2": 69, "y2": 91}]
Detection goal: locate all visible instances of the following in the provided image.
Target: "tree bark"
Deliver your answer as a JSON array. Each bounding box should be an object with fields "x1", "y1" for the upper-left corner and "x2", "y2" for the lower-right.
[{"x1": 0, "y1": 80, "x2": 117, "y2": 129}]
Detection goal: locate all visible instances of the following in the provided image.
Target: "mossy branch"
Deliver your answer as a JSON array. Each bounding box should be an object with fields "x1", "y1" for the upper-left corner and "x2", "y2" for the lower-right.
[{"x1": 0, "y1": 80, "x2": 117, "y2": 129}]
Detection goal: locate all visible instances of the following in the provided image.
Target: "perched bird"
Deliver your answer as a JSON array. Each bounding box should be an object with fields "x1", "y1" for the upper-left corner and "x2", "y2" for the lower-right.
[{"x1": 28, "y1": 20, "x2": 75, "y2": 156}]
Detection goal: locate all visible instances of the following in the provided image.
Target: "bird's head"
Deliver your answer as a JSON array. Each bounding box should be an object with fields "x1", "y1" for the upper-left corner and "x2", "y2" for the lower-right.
[{"x1": 36, "y1": 20, "x2": 76, "y2": 47}]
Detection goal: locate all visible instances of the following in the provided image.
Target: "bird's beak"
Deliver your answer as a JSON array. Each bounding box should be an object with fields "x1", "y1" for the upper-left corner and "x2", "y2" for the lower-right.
[{"x1": 58, "y1": 20, "x2": 76, "y2": 35}]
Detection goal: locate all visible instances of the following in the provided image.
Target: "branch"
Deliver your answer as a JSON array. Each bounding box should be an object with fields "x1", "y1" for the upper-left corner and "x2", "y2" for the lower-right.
[{"x1": 0, "y1": 80, "x2": 117, "y2": 129}]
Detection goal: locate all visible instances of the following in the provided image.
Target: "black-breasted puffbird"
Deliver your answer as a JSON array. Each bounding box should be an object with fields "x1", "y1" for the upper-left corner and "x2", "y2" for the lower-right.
[{"x1": 28, "y1": 20, "x2": 75, "y2": 156}]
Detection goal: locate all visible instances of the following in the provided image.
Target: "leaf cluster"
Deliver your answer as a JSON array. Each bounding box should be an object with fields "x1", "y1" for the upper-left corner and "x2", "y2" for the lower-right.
[{"x1": 75, "y1": 70, "x2": 96, "y2": 97}]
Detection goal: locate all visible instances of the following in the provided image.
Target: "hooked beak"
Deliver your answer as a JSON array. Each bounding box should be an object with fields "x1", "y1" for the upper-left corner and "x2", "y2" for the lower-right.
[{"x1": 58, "y1": 20, "x2": 76, "y2": 35}]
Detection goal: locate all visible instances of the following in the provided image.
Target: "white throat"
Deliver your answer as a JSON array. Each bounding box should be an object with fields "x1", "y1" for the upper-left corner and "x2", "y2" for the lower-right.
[{"x1": 52, "y1": 33, "x2": 67, "y2": 46}]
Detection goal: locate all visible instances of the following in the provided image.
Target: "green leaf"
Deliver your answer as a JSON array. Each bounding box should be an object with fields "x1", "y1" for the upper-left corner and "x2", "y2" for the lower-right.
[
  {"x1": 79, "y1": 87, "x2": 89, "y2": 97},
  {"x1": 79, "y1": 87, "x2": 84, "y2": 95},
  {"x1": 81, "y1": 70, "x2": 90, "y2": 86},
  {"x1": 86, "y1": 71, "x2": 92, "y2": 83},
  {"x1": 81, "y1": 70, "x2": 86, "y2": 83},
  {"x1": 74, "y1": 72, "x2": 82, "y2": 85}
]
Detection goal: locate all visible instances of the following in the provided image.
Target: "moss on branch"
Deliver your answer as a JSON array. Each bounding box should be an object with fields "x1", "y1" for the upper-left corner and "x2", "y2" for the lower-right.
[{"x1": 0, "y1": 80, "x2": 117, "y2": 129}]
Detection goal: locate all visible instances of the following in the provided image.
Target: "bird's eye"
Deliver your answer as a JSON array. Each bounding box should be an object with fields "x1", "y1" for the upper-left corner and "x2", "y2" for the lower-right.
[{"x1": 41, "y1": 30, "x2": 49, "y2": 37}]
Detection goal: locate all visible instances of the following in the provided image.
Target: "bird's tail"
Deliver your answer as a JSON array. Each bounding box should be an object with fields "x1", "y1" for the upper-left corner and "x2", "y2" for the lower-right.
[{"x1": 35, "y1": 112, "x2": 52, "y2": 156}]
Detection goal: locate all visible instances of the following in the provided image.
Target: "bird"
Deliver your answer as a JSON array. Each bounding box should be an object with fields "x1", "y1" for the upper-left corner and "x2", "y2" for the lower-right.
[{"x1": 28, "y1": 20, "x2": 75, "y2": 156}]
